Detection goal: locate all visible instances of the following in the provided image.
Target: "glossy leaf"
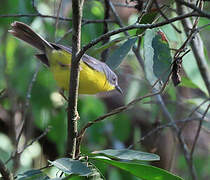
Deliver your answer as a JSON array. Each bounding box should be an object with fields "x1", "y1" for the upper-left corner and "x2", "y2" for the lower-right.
[
  {"x1": 91, "y1": 156, "x2": 183, "y2": 180},
  {"x1": 92, "y1": 149, "x2": 160, "y2": 161},
  {"x1": 106, "y1": 37, "x2": 137, "y2": 70},
  {"x1": 49, "y1": 158, "x2": 92, "y2": 176},
  {"x1": 16, "y1": 169, "x2": 49, "y2": 180},
  {"x1": 144, "y1": 29, "x2": 172, "y2": 90}
]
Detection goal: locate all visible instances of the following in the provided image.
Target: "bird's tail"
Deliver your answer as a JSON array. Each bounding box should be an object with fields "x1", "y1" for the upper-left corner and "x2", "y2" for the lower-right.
[{"x1": 9, "y1": 21, "x2": 53, "y2": 52}]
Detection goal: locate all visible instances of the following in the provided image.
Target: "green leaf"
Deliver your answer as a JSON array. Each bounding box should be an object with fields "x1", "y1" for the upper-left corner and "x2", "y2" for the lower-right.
[
  {"x1": 162, "y1": 20, "x2": 208, "y2": 95},
  {"x1": 92, "y1": 149, "x2": 159, "y2": 161},
  {"x1": 92, "y1": 37, "x2": 128, "y2": 55},
  {"x1": 182, "y1": 51, "x2": 208, "y2": 95},
  {"x1": 16, "y1": 169, "x2": 50, "y2": 180},
  {"x1": 143, "y1": 29, "x2": 172, "y2": 90},
  {"x1": 136, "y1": 11, "x2": 158, "y2": 35},
  {"x1": 49, "y1": 158, "x2": 92, "y2": 176},
  {"x1": 91, "y1": 156, "x2": 183, "y2": 180},
  {"x1": 179, "y1": 77, "x2": 200, "y2": 89},
  {"x1": 112, "y1": 114, "x2": 131, "y2": 142},
  {"x1": 106, "y1": 37, "x2": 137, "y2": 70}
]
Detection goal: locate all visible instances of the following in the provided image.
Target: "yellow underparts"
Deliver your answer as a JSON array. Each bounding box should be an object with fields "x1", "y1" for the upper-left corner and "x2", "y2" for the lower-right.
[{"x1": 46, "y1": 48, "x2": 115, "y2": 94}]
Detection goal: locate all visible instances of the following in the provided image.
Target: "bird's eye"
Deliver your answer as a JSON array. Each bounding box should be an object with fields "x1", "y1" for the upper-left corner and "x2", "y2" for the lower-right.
[{"x1": 112, "y1": 77, "x2": 116, "y2": 82}]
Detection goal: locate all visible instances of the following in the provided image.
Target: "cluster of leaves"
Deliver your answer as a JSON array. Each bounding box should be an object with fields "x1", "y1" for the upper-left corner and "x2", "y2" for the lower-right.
[{"x1": 17, "y1": 149, "x2": 182, "y2": 180}]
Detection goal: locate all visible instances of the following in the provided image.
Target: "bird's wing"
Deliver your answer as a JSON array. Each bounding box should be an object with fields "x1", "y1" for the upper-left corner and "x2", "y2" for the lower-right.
[{"x1": 51, "y1": 43, "x2": 108, "y2": 74}]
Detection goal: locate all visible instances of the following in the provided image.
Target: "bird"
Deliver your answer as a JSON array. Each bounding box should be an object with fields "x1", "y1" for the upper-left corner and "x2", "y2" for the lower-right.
[{"x1": 9, "y1": 21, "x2": 122, "y2": 95}]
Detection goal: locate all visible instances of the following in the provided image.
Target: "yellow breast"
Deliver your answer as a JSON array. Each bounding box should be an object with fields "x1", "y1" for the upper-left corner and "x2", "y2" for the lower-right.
[{"x1": 46, "y1": 49, "x2": 115, "y2": 94}]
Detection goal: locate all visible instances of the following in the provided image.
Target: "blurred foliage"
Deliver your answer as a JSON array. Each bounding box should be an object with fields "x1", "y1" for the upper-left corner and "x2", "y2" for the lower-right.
[{"x1": 0, "y1": 0, "x2": 210, "y2": 180}]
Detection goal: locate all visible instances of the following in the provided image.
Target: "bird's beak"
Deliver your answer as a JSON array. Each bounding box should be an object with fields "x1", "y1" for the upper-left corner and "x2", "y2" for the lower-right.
[{"x1": 115, "y1": 84, "x2": 123, "y2": 94}]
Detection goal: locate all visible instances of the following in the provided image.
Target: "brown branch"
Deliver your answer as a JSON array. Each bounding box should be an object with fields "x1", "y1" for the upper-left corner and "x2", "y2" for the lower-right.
[
  {"x1": 6, "y1": 63, "x2": 41, "y2": 164},
  {"x1": 176, "y1": 0, "x2": 210, "y2": 18},
  {"x1": 66, "y1": 0, "x2": 84, "y2": 159},
  {"x1": 0, "y1": 159, "x2": 13, "y2": 180},
  {"x1": 177, "y1": 1, "x2": 210, "y2": 95},
  {"x1": 190, "y1": 103, "x2": 210, "y2": 161},
  {"x1": 0, "y1": 13, "x2": 115, "y2": 24},
  {"x1": 154, "y1": 0, "x2": 181, "y2": 33},
  {"x1": 112, "y1": 2, "x2": 136, "y2": 8},
  {"x1": 77, "y1": 74, "x2": 171, "y2": 149},
  {"x1": 5, "y1": 127, "x2": 50, "y2": 164},
  {"x1": 175, "y1": 2, "x2": 208, "y2": 180},
  {"x1": 76, "y1": 11, "x2": 207, "y2": 63},
  {"x1": 32, "y1": 0, "x2": 39, "y2": 13},
  {"x1": 128, "y1": 117, "x2": 204, "y2": 149},
  {"x1": 16, "y1": 63, "x2": 41, "y2": 145}
]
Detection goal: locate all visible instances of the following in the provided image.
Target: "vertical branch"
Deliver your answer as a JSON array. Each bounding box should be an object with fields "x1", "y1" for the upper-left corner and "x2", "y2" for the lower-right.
[
  {"x1": 101, "y1": 0, "x2": 110, "y2": 62},
  {"x1": 66, "y1": 0, "x2": 84, "y2": 158},
  {"x1": 176, "y1": 0, "x2": 210, "y2": 95},
  {"x1": 190, "y1": 103, "x2": 210, "y2": 160},
  {"x1": 155, "y1": 94, "x2": 198, "y2": 180}
]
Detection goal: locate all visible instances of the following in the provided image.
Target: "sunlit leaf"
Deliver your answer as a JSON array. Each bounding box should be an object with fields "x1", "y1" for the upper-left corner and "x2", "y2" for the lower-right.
[
  {"x1": 92, "y1": 149, "x2": 159, "y2": 161},
  {"x1": 49, "y1": 158, "x2": 92, "y2": 176},
  {"x1": 91, "y1": 156, "x2": 183, "y2": 180}
]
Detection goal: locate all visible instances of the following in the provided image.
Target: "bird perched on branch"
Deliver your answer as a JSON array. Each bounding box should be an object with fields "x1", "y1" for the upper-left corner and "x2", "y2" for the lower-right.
[{"x1": 9, "y1": 21, "x2": 122, "y2": 95}]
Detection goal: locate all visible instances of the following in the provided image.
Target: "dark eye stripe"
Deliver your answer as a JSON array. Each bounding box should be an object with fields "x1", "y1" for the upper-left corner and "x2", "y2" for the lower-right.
[{"x1": 58, "y1": 61, "x2": 70, "y2": 69}]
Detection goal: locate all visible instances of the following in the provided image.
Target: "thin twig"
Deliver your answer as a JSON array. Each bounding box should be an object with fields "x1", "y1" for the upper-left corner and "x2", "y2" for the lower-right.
[
  {"x1": 18, "y1": 127, "x2": 51, "y2": 155},
  {"x1": 0, "y1": 159, "x2": 13, "y2": 180},
  {"x1": 5, "y1": 62, "x2": 41, "y2": 165},
  {"x1": 176, "y1": 0, "x2": 210, "y2": 18},
  {"x1": 5, "y1": 126, "x2": 50, "y2": 164},
  {"x1": 0, "y1": 89, "x2": 6, "y2": 98},
  {"x1": 0, "y1": 13, "x2": 115, "y2": 23},
  {"x1": 175, "y1": 2, "x2": 208, "y2": 179},
  {"x1": 154, "y1": 0, "x2": 181, "y2": 33},
  {"x1": 54, "y1": 0, "x2": 63, "y2": 39},
  {"x1": 179, "y1": 97, "x2": 210, "y2": 134},
  {"x1": 177, "y1": 1, "x2": 210, "y2": 95},
  {"x1": 32, "y1": 0, "x2": 39, "y2": 13},
  {"x1": 16, "y1": 62, "x2": 41, "y2": 150},
  {"x1": 190, "y1": 103, "x2": 210, "y2": 159},
  {"x1": 112, "y1": 2, "x2": 136, "y2": 8},
  {"x1": 77, "y1": 74, "x2": 170, "y2": 147},
  {"x1": 128, "y1": 117, "x2": 203, "y2": 149},
  {"x1": 76, "y1": 11, "x2": 205, "y2": 63}
]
